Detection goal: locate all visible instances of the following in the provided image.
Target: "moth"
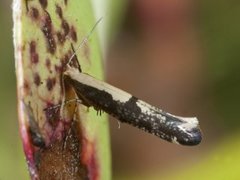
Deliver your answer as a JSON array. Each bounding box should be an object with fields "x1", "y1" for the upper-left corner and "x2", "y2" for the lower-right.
[{"x1": 60, "y1": 19, "x2": 202, "y2": 146}]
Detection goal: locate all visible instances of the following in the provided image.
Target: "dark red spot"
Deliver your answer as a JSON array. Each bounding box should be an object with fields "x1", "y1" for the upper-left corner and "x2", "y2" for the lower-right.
[
  {"x1": 42, "y1": 11, "x2": 56, "y2": 54},
  {"x1": 45, "y1": 58, "x2": 53, "y2": 73},
  {"x1": 46, "y1": 78, "x2": 56, "y2": 91},
  {"x1": 64, "y1": 53, "x2": 70, "y2": 64},
  {"x1": 56, "y1": 5, "x2": 63, "y2": 19},
  {"x1": 30, "y1": 41, "x2": 36, "y2": 52},
  {"x1": 24, "y1": 80, "x2": 29, "y2": 91},
  {"x1": 54, "y1": 64, "x2": 63, "y2": 73},
  {"x1": 60, "y1": 51, "x2": 71, "y2": 66},
  {"x1": 30, "y1": 41, "x2": 39, "y2": 64},
  {"x1": 31, "y1": 53, "x2": 39, "y2": 64},
  {"x1": 39, "y1": 0, "x2": 47, "y2": 9},
  {"x1": 70, "y1": 26, "x2": 77, "y2": 42},
  {"x1": 44, "y1": 10, "x2": 52, "y2": 25},
  {"x1": 56, "y1": 32, "x2": 65, "y2": 44},
  {"x1": 30, "y1": 7, "x2": 39, "y2": 19},
  {"x1": 34, "y1": 73, "x2": 41, "y2": 86},
  {"x1": 62, "y1": 20, "x2": 70, "y2": 36},
  {"x1": 46, "y1": 58, "x2": 51, "y2": 68}
]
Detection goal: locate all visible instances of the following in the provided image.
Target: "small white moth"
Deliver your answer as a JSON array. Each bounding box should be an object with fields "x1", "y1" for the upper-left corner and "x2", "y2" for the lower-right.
[
  {"x1": 62, "y1": 18, "x2": 202, "y2": 146},
  {"x1": 64, "y1": 65, "x2": 202, "y2": 145}
]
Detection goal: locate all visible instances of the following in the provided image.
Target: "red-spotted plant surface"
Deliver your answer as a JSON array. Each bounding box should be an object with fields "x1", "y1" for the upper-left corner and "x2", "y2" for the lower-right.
[{"x1": 13, "y1": 0, "x2": 110, "y2": 179}]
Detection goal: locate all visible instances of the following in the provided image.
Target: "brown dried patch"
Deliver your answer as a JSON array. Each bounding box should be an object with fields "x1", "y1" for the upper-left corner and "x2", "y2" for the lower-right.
[
  {"x1": 30, "y1": 41, "x2": 39, "y2": 64},
  {"x1": 38, "y1": 122, "x2": 88, "y2": 179},
  {"x1": 64, "y1": 0, "x2": 68, "y2": 5},
  {"x1": 39, "y1": 0, "x2": 47, "y2": 9},
  {"x1": 41, "y1": 11, "x2": 56, "y2": 54}
]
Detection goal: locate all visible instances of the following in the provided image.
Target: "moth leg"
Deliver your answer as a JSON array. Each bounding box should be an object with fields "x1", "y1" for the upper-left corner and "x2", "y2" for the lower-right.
[{"x1": 43, "y1": 99, "x2": 82, "y2": 112}]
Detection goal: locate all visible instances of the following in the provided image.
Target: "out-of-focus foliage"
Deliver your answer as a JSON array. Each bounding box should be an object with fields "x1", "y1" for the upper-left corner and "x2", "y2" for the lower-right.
[
  {"x1": 108, "y1": 1, "x2": 240, "y2": 179},
  {"x1": 106, "y1": 0, "x2": 128, "y2": 42},
  {"x1": 165, "y1": 134, "x2": 240, "y2": 180},
  {"x1": 114, "y1": 134, "x2": 240, "y2": 180},
  {"x1": 201, "y1": 0, "x2": 240, "y2": 128}
]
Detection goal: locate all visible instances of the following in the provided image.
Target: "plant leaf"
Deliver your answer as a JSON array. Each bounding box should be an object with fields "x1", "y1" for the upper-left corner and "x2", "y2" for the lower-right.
[{"x1": 13, "y1": 0, "x2": 111, "y2": 179}]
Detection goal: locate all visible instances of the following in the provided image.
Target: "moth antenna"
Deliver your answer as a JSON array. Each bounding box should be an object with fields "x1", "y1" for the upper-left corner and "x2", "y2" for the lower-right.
[
  {"x1": 67, "y1": 17, "x2": 103, "y2": 66},
  {"x1": 61, "y1": 18, "x2": 102, "y2": 118}
]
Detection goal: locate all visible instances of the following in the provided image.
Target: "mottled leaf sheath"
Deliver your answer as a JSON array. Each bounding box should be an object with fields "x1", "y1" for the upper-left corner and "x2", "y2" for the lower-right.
[
  {"x1": 13, "y1": 0, "x2": 110, "y2": 179},
  {"x1": 65, "y1": 66, "x2": 202, "y2": 146}
]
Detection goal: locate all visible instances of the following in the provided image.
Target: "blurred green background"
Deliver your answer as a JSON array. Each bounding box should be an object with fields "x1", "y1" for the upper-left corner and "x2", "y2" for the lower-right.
[
  {"x1": 0, "y1": 1, "x2": 29, "y2": 179},
  {"x1": 1, "y1": 0, "x2": 240, "y2": 179}
]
